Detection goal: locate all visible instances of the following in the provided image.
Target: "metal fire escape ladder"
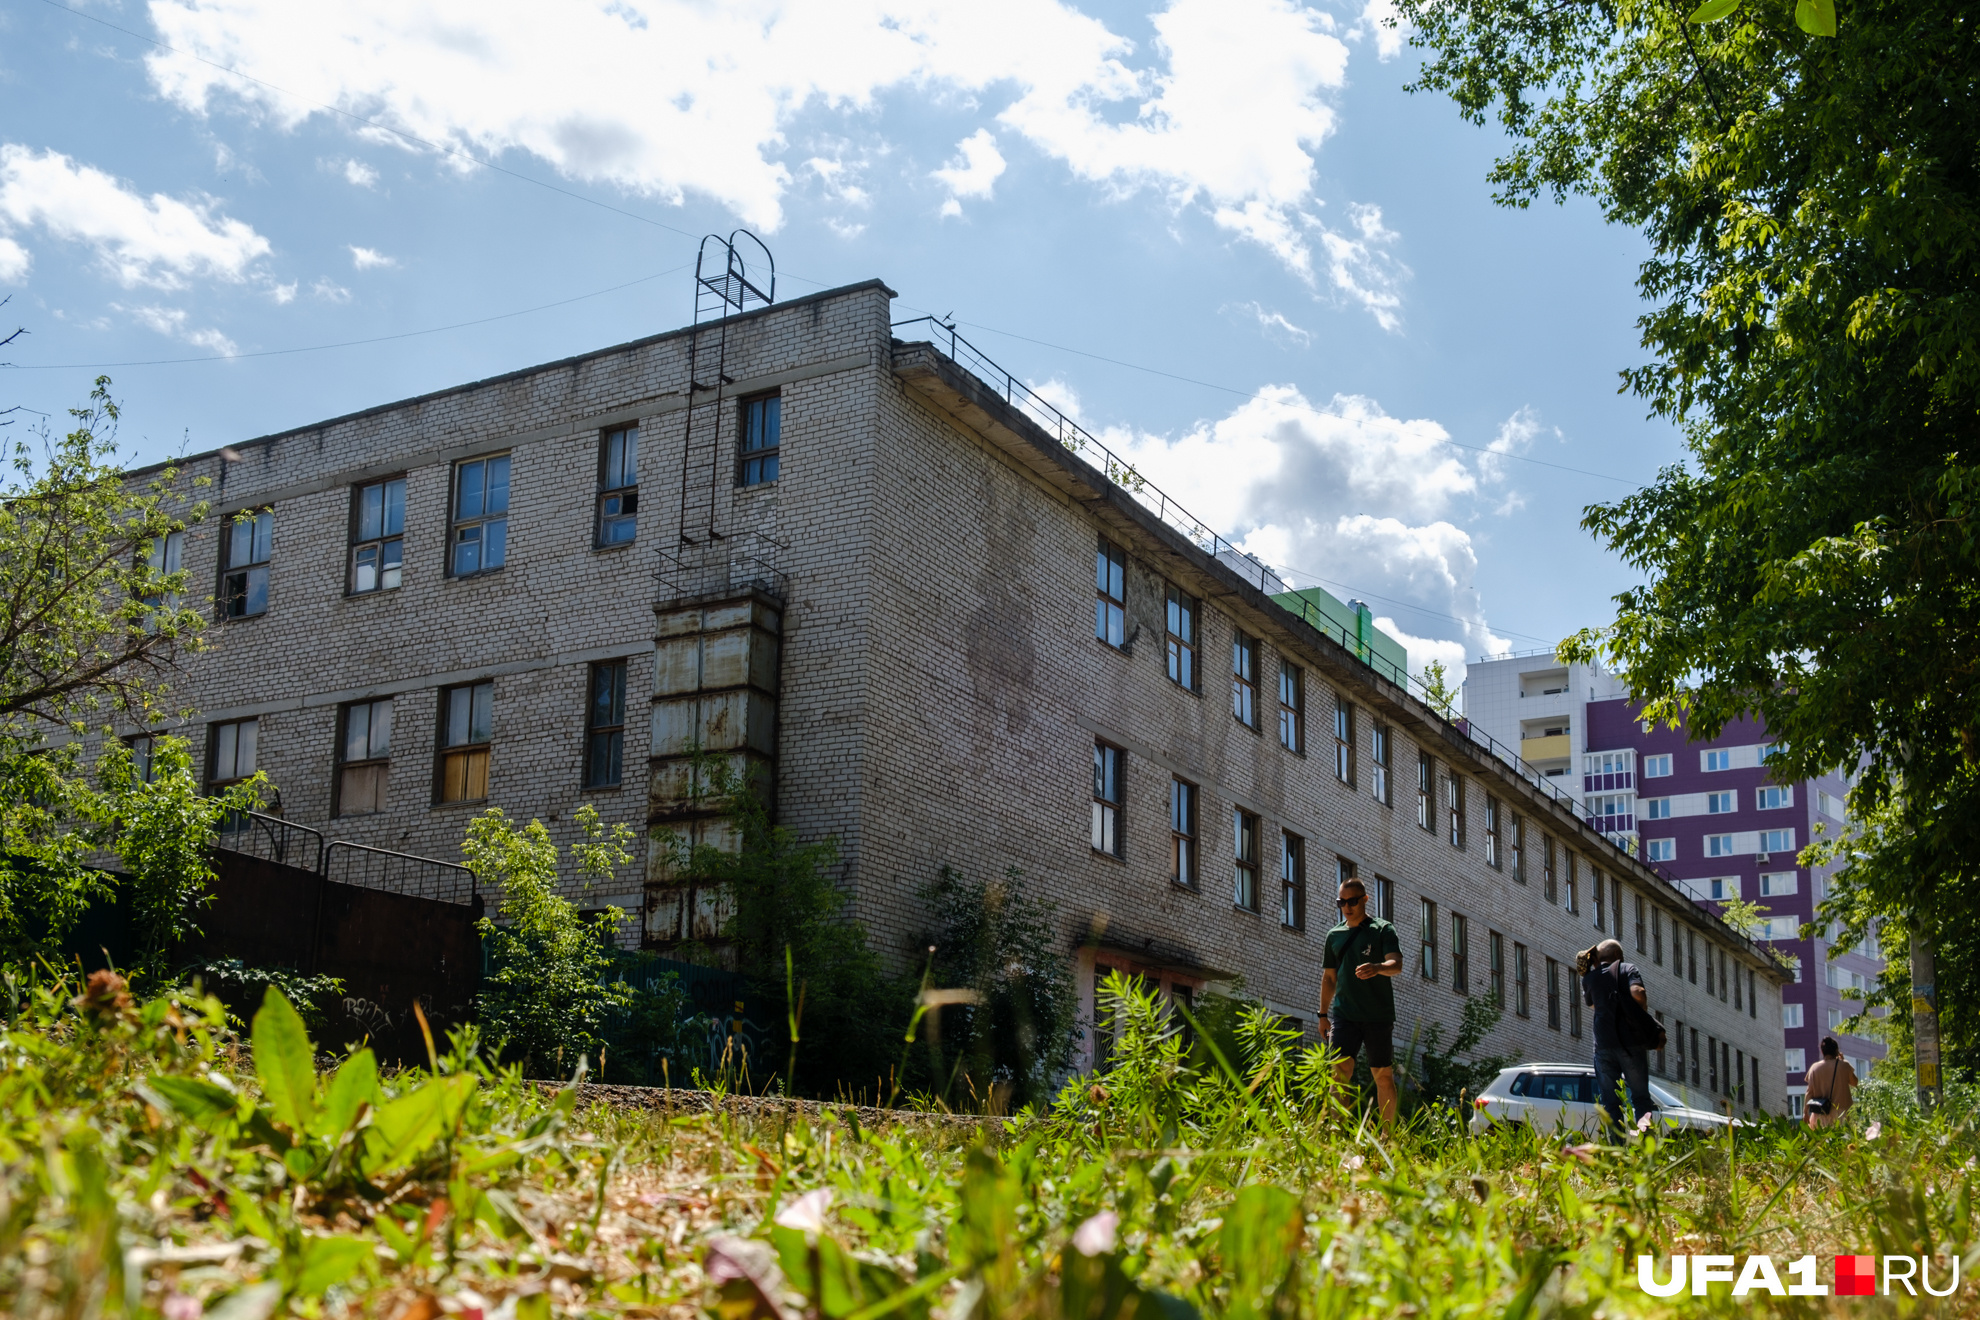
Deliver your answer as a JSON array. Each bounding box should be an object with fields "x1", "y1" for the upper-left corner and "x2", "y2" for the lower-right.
[{"x1": 676, "y1": 232, "x2": 775, "y2": 546}]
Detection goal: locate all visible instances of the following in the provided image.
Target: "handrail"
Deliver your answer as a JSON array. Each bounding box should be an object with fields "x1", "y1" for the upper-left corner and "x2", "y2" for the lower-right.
[
  {"x1": 892, "y1": 318, "x2": 1769, "y2": 959},
  {"x1": 213, "y1": 810, "x2": 325, "y2": 872},
  {"x1": 323, "y1": 840, "x2": 478, "y2": 906}
]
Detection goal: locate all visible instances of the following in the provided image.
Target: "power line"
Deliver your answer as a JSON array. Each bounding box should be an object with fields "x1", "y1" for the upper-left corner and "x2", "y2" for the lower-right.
[{"x1": 0, "y1": 264, "x2": 690, "y2": 370}]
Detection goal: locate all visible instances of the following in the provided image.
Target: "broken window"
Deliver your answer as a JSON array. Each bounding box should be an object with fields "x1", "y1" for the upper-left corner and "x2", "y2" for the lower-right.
[
  {"x1": 222, "y1": 509, "x2": 272, "y2": 618},
  {"x1": 338, "y1": 698, "x2": 393, "y2": 816}
]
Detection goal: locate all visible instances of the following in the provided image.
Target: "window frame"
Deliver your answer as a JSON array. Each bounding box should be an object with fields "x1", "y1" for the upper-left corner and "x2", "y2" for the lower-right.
[
  {"x1": 596, "y1": 424, "x2": 640, "y2": 547},
  {"x1": 1488, "y1": 930, "x2": 1505, "y2": 1007},
  {"x1": 1756, "y1": 784, "x2": 1793, "y2": 810},
  {"x1": 124, "y1": 733, "x2": 159, "y2": 784},
  {"x1": 448, "y1": 453, "x2": 512, "y2": 579},
  {"x1": 1513, "y1": 942, "x2": 1530, "y2": 1018},
  {"x1": 1170, "y1": 776, "x2": 1198, "y2": 888},
  {"x1": 1334, "y1": 698, "x2": 1355, "y2": 786},
  {"x1": 348, "y1": 476, "x2": 407, "y2": 595},
  {"x1": 1510, "y1": 814, "x2": 1524, "y2": 882},
  {"x1": 220, "y1": 507, "x2": 273, "y2": 619},
  {"x1": 1418, "y1": 897, "x2": 1438, "y2": 981},
  {"x1": 1092, "y1": 740, "x2": 1125, "y2": 859},
  {"x1": 1164, "y1": 585, "x2": 1198, "y2": 692},
  {"x1": 437, "y1": 680, "x2": 494, "y2": 804},
  {"x1": 1370, "y1": 722, "x2": 1390, "y2": 805},
  {"x1": 1446, "y1": 771, "x2": 1465, "y2": 848},
  {"x1": 1451, "y1": 912, "x2": 1469, "y2": 995},
  {"x1": 584, "y1": 659, "x2": 628, "y2": 790},
  {"x1": 1416, "y1": 750, "x2": 1434, "y2": 831},
  {"x1": 1277, "y1": 663, "x2": 1303, "y2": 753},
  {"x1": 1484, "y1": 796, "x2": 1501, "y2": 868},
  {"x1": 1232, "y1": 631, "x2": 1259, "y2": 730},
  {"x1": 1279, "y1": 832, "x2": 1306, "y2": 930},
  {"x1": 208, "y1": 717, "x2": 259, "y2": 790},
  {"x1": 1542, "y1": 835, "x2": 1557, "y2": 901},
  {"x1": 1592, "y1": 867, "x2": 1606, "y2": 930},
  {"x1": 1373, "y1": 873, "x2": 1394, "y2": 922},
  {"x1": 738, "y1": 392, "x2": 782, "y2": 486},
  {"x1": 1635, "y1": 893, "x2": 1647, "y2": 952},
  {"x1": 335, "y1": 697, "x2": 394, "y2": 817},
  {"x1": 1546, "y1": 956, "x2": 1562, "y2": 1030},
  {"x1": 1095, "y1": 537, "x2": 1127, "y2": 649},
  {"x1": 1232, "y1": 808, "x2": 1260, "y2": 912},
  {"x1": 1564, "y1": 850, "x2": 1579, "y2": 912}
]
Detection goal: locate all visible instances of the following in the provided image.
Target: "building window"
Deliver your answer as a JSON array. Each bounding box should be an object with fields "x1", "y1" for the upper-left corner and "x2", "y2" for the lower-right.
[
  {"x1": 1644, "y1": 797, "x2": 1673, "y2": 820},
  {"x1": 1278, "y1": 664, "x2": 1303, "y2": 753},
  {"x1": 1646, "y1": 837, "x2": 1676, "y2": 863},
  {"x1": 1720, "y1": 948, "x2": 1730, "y2": 1002},
  {"x1": 1611, "y1": 877, "x2": 1623, "y2": 939},
  {"x1": 1451, "y1": 912, "x2": 1469, "y2": 995},
  {"x1": 221, "y1": 509, "x2": 272, "y2": 618},
  {"x1": 209, "y1": 717, "x2": 258, "y2": 789},
  {"x1": 1688, "y1": 930, "x2": 1698, "y2": 983},
  {"x1": 585, "y1": 660, "x2": 627, "y2": 789},
  {"x1": 1749, "y1": 968, "x2": 1757, "y2": 1017},
  {"x1": 1677, "y1": 1021, "x2": 1687, "y2": 1078},
  {"x1": 1569, "y1": 966, "x2": 1583, "y2": 1038},
  {"x1": 1704, "y1": 749, "x2": 1732, "y2": 772},
  {"x1": 1708, "y1": 1036, "x2": 1719, "y2": 1092},
  {"x1": 1447, "y1": 772, "x2": 1465, "y2": 847},
  {"x1": 1708, "y1": 876, "x2": 1740, "y2": 901},
  {"x1": 1164, "y1": 585, "x2": 1197, "y2": 691},
  {"x1": 1592, "y1": 869, "x2": 1606, "y2": 930},
  {"x1": 142, "y1": 528, "x2": 185, "y2": 623},
  {"x1": 1513, "y1": 943, "x2": 1530, "y2": 1018},
  {"x1": 598, "y1": 425, "x2": 639, "y2": 545},
  {"x1": 337, "y1": 698, "x2": 393, "y2": 816},
  {"x1": 1733, "y1": 957, "x2": 1743, "y2": 1010},
  {"x1": 1488, "y1": 931, "x2": 1505, "y2": 1007},
  {"x1": 1707, "y1": 790, "x2": 1736, "y2": 814},
  {"x1": 1759, "y1": 828, "x2": 1795, "y2": 854},
  {"x1": 1233, "y1": 809, "x2": 1260, "y2": 912},
  {"x1": 1280, "y1": 833, "x2": 1306, "y2": 930},
  {"x1": 1484, "y1": 797, "x2": 1501, "y2": 868},
  {"x1": 1546, "y1": 956, "x2": 1561, "y2": 1030},
  {"x1": 1510, "y1": 814, "x2": 1524, "y2": 882},
  {"x1": 1325, "y1": 698, "x2": 1352, "y2": 785},
  {"x1": 1170, "y1": 777, "x2": 1197, "y2": 887},
  {"x1": 1542, "y1": 835, "x2": 1557, "y2": 902},
  {"x1": 1634, "y1": 894, "x2": 1647, "y2": 953},
  {"x1": 1655, "y1": 1011, "x2": 1668, "y2": 1074},
  {"x1": 1232, "y1": 632, "x2": 1259, "y2": 729},
  {"x1": 1370, "y1": 723, "x2": 1390, "y2": 805},
  {"x1": 1373, "y1": 873, "x2": 1394, "y2": 922},
  {"x1": 1757, "y1": 785, "x2": 1793, "y2": 810},
  {"x1": 439, "y1": 681, "x2": 494, "y2": 803},
  {"x1": 1416, "y1": 751, "x2": 1434, "y2": 830},
  {"x1": 1706, "y1": 833, "x2": 1736, "y2": 857},
  {"x1": 1564, "y1": 852, "x2": 1579, "y2": 912},
  {"x1": 1091, "y1": 741, "x2": 1124, "y2": 858},
  {"x1": 1653, "y1": 907, "x2": 1664, "y2": 964},
  {"x1": 349, "y1": 477, "x2": 406, "y2": 594},
  {"x1": 1418, "y1": 897, "x2": 1438, "y2": 981},
  {"x1": 1785, "y1": 1046, "x2": 1804, "y2": 1075},
  {"x1": 125, "y1": 733, "x2": 159, "y2": 784},
  {"x1": 450, "y1": 454, "x2": 510, "y2": 577},
  {"x1": 1095, "y1": 537, "x2": 1126, "y2": 648},
  {"x1": 739, "y1": 394, "x2": 781, "y2": 485},
  {"x1": 1760, "y1": 871, "x2": 1798, "y2": 896}
]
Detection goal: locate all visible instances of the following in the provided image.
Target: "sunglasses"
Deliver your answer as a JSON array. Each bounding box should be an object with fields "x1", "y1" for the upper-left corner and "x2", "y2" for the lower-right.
[{"x1": 1337, "y1": 895, "x2": 1366, "y2": 908}]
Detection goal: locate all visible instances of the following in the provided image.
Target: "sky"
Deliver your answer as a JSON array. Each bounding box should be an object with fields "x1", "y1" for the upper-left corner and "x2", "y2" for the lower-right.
[{"x1": 0, "y1": 0, "x2": 1681, "y2": 687}]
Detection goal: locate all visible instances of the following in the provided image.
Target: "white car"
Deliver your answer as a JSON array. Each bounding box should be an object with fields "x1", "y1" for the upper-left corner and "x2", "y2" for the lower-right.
[{"x1": 1468, "y1": 1064, "x2": 1739, "y2": 1136}]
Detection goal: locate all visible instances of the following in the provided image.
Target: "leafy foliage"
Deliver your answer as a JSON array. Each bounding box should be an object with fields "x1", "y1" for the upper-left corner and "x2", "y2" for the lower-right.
[
  {"x1": 179, "y1": 957, "x2": 346, "y2": 1036},
  {"x1": 2, "y1": 966, "x2": 1977, "y2": 1318},
  {"x1": 1407, "y1": 992, "x2": 1517, "y2": 1109},
  {"x1": 917, "y1": 866, "x2": 1078, "y2": 1112},
  {"x1": 472, "y1": 803, "x2": 638, "y2": 1077}
]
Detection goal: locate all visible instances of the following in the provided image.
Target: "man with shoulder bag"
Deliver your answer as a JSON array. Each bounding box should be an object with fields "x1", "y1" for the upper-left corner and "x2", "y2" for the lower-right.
[
  {"x1": 1579, "y1": 939, "x2": 1663, "y2": 1138},
  {"x1": 1804, "y1": 1037, "x2": 1858, "y2": 1129}
]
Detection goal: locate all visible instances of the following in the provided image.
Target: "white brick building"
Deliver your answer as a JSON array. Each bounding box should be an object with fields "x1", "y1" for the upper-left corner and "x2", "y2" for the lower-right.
[{"x1": 129, "y1": 278, "x2": 1788, "y2": 1107}]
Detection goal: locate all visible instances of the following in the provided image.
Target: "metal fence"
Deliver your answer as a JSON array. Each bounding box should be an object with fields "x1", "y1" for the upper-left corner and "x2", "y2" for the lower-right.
[
  {"x1": 324, "y1": 840, "x2": 478, "y2": 906},
  {"x1": 655, "y1": 530, "x2": 789, "y2": 603},
  {"x1": 213, "y1": 811, "x2": 324, "y2": 872},
  {"x1": 892, "y1": 318, "x2": 1759, "y2": 947}
]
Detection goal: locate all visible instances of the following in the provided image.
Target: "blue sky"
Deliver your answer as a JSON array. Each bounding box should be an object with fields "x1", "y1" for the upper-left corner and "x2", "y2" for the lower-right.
[{"x1": 0, "y1": 0, "x2": 1678, "y2": 683}]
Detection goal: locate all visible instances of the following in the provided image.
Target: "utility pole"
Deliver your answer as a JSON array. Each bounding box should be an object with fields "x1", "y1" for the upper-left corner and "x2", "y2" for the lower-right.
[{"x1": 1912, "y1": 923, "x2": 1942, "y2": 1112}]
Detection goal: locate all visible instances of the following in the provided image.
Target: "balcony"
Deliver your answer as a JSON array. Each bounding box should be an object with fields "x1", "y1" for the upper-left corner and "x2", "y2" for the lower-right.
[{"x1": 1521, "y1": 733, "x2": 1571, "y2": 762}]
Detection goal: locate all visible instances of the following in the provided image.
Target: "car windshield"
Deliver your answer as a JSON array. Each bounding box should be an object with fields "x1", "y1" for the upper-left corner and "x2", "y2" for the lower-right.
[
  {"x1": 1518, "y1": 1072, "x2": 1595, "y2": 1104},
  {"x1": 1649, "y1": 1081, "x2": 1695, "y2": 1109}
]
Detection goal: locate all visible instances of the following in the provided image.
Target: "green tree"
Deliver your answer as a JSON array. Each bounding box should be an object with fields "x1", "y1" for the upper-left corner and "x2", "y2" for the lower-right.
[
  {"x1": 1397, "y1": 0, "x2": 1980, "y2": 1068},
  {"x1": 96, "y1": 736, "x2": 264, "y2": 984},
  {"x1": 471, "y1": 804, "x2": 635, "y2": 1077},
  {"x1": 1417, "y1": 660, "x2": 1460, "y2": 719},
  {"x1": 0, "y1": 382, "x2": 209, "y2": 964}
]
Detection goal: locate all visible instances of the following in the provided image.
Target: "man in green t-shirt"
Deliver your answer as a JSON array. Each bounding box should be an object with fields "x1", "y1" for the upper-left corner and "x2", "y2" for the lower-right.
[{"x1": 1320, "y1": 876, "x2": 1403, "y2": 1128}]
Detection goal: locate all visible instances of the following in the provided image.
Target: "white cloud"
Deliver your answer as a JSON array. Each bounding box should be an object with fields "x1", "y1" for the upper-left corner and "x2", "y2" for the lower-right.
[
  {"x1": 1317, "y1": 202, "x2": 1406, "y2": 331},
  {"x1": 0, "y1": 145, "x2": 269, "y2": 289},
  {"x1": 342, "y1": 158, "x2": 380, "y2": 188},
  {"x1": 933, "y1": 129, "x2": 1006, "y2": 217},
  {"x1": 269, "y1": 280, "x2": 297, "y2": 303},
  {"x1": 142, "y1": 0, "x2": 1366, "y2": 288},
  {"x1": 1231, "y1": 301, "x2": 1312, "y2": 347},
  {"x1": 1049, "y1": 380, "x2": 1510, "y2": 683},
  {"x1": 1480, "y1": 405, "x2": 1553, "y2": 512},
  {"x1": 312, "y1": 277, "x2": 350, "y2": 302},
  {"x1": 1351, "y1": 0, "x2": 1406, "y2": 60},
  {"x1": 348, "y1": 245, "x2": 396, "y2": 269},
  {"x1": 124, "y1": 303, "x2": 239, "y2": 355},
  {"x1": 0, "y1": 237, "x2": 28, "y2": 283}
]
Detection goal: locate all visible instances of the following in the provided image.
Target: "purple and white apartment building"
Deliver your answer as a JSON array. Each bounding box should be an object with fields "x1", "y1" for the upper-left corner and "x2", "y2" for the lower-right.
[{"x1": 1466, "y1": 652, "x2": 1885, "y2": 1114}]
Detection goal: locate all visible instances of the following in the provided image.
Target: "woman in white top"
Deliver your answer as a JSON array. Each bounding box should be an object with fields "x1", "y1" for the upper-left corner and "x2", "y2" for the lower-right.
[{"x1": 1803, "y1": 1036, "x2": 1859, "y2": 1129}]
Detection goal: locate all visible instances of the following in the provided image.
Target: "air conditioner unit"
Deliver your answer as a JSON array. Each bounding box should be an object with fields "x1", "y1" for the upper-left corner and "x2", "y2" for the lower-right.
[{"x1": 1756, "y1": 852, "x2": 1770, "y2": 862}]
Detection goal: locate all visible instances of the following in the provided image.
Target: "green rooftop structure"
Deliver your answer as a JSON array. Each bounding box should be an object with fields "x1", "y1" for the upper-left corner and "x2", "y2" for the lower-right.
[{"x1": 1272, "y1": 585, "x2": 1409, "y2": 684}]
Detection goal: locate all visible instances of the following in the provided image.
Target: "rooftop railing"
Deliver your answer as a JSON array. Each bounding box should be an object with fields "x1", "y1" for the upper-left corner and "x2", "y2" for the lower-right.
[{"x1": 892, "y1": 318, "x2": 1771, "y2": 957}]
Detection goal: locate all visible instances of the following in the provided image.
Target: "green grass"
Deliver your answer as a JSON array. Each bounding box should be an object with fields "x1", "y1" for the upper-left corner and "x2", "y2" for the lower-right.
[{"x1": 3, "y1": 967, "x2": 1975, "y2": 1319}]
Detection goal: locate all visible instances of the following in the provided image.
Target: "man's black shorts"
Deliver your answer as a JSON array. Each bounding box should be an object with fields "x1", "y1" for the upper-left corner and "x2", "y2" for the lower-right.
[{"x1": 1329, "y1": 1017, "x2": 1395, "y2": 1069}]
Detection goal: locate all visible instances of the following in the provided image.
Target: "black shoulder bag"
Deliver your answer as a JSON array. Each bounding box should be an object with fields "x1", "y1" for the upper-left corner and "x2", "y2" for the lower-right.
[
  {"x1": 1612, "y1": 963, "x2": 1667, "y2": 1051},
  {"x1": 1807, "y1": 1063, "x2": 1837, "y2": 1116}
]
